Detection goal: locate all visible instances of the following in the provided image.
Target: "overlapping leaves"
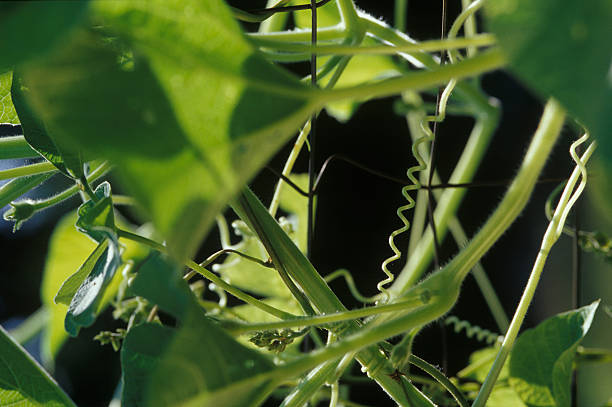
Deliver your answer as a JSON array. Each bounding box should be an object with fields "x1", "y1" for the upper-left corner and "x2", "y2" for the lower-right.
[{"x1": 18, "y1": 0, "x2": 319, "y2": 261}]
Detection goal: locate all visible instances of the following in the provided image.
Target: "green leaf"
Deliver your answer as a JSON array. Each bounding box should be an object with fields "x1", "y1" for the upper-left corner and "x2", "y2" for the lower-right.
[
  {"x1": 125, "y1": 254, "x2": 278, "y2": 407},
  {"x1": 11, "y1": 72, "x2": 84, "y2": 178},
  {"x1": 0, "y1": 325, "x2": 76, "y2": 407},
  {"x1": 40, "y1": 212, "x2": 97, "y2": 364},
  {"x1": 509, "y1": 301, "x2": 600, "y2": 407},
  {"x1": 487, "y1": 386, "x2": 527, "y2": 407},
  {"x1": 485, "y1": 0, "x2": 612, "y2": 140},
  {"x1": 0, "y1": 1, "x2": 89, "y2": 72},
  {"x1": 63, "y1": 235, "x2": 120, "y2": 337},
  {"x1": 40, "y1": 210, "x2": 142, "y2": 363},
  {"x1": 120, "y1": 323, "x2": 174, "y2": 407},
  {"x1": 20, "y1": 0, "x2": 318, "y2": 261},
  {"x1": 464, "y1": 346, "x2": 510, "y2": 383},
  {"x1": 61, "y1": 182, "x2": 123, "y2": 336},
  {"x1": 0, "y1": 71, "x2": 19, "y2": 124},
  {"x1": 54, "y1": 240, "x2": 110, "y2": 306}
]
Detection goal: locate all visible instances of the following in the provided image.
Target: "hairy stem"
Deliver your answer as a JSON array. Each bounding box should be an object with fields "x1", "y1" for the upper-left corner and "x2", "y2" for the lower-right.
[{"x1": 473, "y1": 137, "x2": 595, "y2": 407}]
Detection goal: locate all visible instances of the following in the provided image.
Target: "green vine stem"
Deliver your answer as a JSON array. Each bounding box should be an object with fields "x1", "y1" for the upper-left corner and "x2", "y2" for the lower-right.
[
  {"x1": 5, "y1": 161, "x2": 110, "y2": 219},
  {"x1": 320, "y1": 48, "x2": 505, "y2": 104},
  {"x1": 265, "y1": 98, "x2": 565, "y2": 391},
  {"x1": 0, "y1": 173, "x2": 54, "y2": 209},
  {"x1": 0, "y1": 161, "x2": 57, "y2": 181},
  {"x1": 405, "y1": 103, "x2": 509, "y2": 331},
  {"x1": 0, "y1": 135, "x2": 38, "y2": 159},
  {"x1": 268, "y1": 120, "x2": 311, "y2": 217},
  {"x1": 226, "y1": 294, "x2": 425, "y2": 336},
  {"x1": 473, "y1": 135, "x2": 596, "y2": 407},
  {"x1": 393, "y1": 98, "x2": 500, "y2": 291},
  {"x1": 257, "y1": 35, "x2": 495, "y2": 59}
]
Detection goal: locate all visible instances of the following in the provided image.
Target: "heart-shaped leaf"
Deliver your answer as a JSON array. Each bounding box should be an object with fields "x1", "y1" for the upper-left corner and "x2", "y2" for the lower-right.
[
  {"x1": 20, "y1": 0, "x2": 319, "y2": 261},
  {"x1": 509, "y1": 301, "x2": 600, "y2": 407}
]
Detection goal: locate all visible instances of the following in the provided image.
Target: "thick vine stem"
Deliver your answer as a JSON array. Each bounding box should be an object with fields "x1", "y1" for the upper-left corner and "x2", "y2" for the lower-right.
[{"x1": 267, "y1": 99, "x2": 566, "y2": 401}]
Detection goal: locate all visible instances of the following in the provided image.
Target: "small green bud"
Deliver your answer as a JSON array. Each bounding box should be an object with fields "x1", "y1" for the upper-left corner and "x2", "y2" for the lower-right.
[{"x1": 3, "y1": 200, "x2": 37, "y2": 232}]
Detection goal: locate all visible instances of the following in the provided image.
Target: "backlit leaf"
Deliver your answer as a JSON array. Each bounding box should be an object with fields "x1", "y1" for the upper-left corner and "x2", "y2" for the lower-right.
[
  {"x1": 20, "y1": 0, "x2": 318, "y2": 261},
  {"x1": 509, "y1": 301, "x2": 599, "y2": 407},
  {"x1": 40, "y1": 212, "x2": 96, "y2": 364},
  {"x1": 0, "y1": 72, "x2": 19, "y2": 124},
  {"x1": 0, "y1": 325, "x2": 76, "y2": 407}
]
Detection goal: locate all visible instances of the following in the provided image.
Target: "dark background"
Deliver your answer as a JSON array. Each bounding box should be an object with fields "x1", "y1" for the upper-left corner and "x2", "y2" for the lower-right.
[{"x1": 1, "y1": 1, "x2": 610, "y2": 406}]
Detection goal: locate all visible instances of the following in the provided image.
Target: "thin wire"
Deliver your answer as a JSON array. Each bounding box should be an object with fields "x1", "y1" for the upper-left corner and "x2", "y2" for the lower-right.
[
  {"x1": 246, "y1": 0, "x2": 332, "y2": 15},
  {"x1": 430, "y1": 0, "x2": 449, "y2": 375},
  {"x1": 265, "y1": 160, "x2": 572, "y2": 198},
  {"x1": 307, "y1": 0, "x2": 318, "y2": 260}
]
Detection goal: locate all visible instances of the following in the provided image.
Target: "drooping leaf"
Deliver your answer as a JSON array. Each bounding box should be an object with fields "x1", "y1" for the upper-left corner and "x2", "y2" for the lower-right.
[
  {"x1": 40, "y1": 209, "x2": 142, "y2": 364},
  {"x1": 485, "y1": 0, "x2": 612, "y2": 139},
  {"x1": 20, "y1": 0, "x2": 319, "y2": 261},
  {"x1": 62, "y1": 182, "x2": 122, "y2": 336},
  {"x1": 509, "y1": 301, "x2": 600, "y2": 407},
  {"x1": 0, "y1": 325, "x2": 76, "y2": 407},
  {"x1": 54, "y1": 239, "x2": 110, "y2": 305},
  {"x1": 40, "y1": 212, "x2": 97, "y2": 364},
  {"x1": 63, "y1": 235, "x2": 120, "y2": 337},
  {"x1": 0, "y1": 71, "x2": 19, "y2": 124},
  {"x1": 11, "y1": 72, "x2": 84, "y2": 178},
  {"x1": 124, "y1": 254, "x2": 278, "y2": 407},
  {"x1": 0, "y1": 1, "x2": 89, "y2": 72}
]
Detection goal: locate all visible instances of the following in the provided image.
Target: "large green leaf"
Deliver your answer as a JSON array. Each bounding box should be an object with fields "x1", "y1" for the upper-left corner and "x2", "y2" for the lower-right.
[
  {"x1": 0, "y1": 72, "x2": 19, "y2": 124},
  {"x1": 0, "y1": 325, "x2": 76, "y2": 407},
  {"x1": 0, "y1": 1, "x2": 89, "y2": 72},
  {"x1": 124, "y1": 254, "x2": 277, "y2": 407},
  {"x1": 20, "y1": 0, "x2": 318, "y2": 261},
  {"x1": 485, "y1": 0, "x2": 612, "y2": 139},
  {"x1": 509, "y1": 301, "x2": 599, "y2": 407}
]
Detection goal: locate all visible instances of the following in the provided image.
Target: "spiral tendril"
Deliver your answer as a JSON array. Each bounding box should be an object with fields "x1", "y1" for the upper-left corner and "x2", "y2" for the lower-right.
[{"x1": 444, "y1": 316, "x2": 501, "y2": 344}]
